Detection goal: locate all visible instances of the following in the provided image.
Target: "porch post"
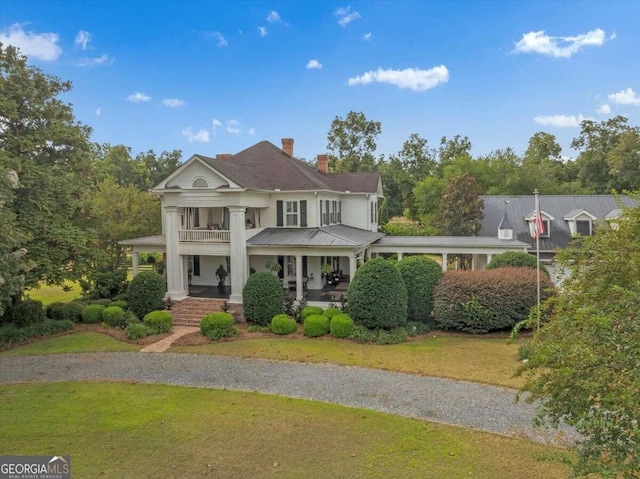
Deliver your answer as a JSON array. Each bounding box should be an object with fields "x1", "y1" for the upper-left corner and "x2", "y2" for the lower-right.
[
  {"x1": 228, "y1": 206, "x2": 247, "y2": 303},
  {"x1": 472, "y1": 254, "x2": 478, "y2": 271},
  {"x1": 295, "y1": 255, "x2": 303, "y2": 301},
  {"x1": 132, "y1": 250, "x2": 139, "y2": 277},
  {"x1": 165, "y1": 206, "x2": 187, "y2": 300},
  {"x1": 487, "y1": 253, "x2": 493, "y2": 265},
  {"x1": 442, "y1": 253, "x2": 448, "y2": 272},
  {"x1": 397, "y1": 252, "x2": 404, "y2": 261},
  {"x1": 349, "y1": 255, "x2": 357, "y2": 282}
]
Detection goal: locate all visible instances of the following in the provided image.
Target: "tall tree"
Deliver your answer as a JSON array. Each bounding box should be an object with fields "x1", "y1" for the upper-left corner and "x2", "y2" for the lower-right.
[
  {"x1": 0, "y1": 44, "x2": 95, "y2": 289},
  {"x1": 436, "y1": 135, "x2": 472, "y2": 175},
  {"x1": 436, "y1": 174, "x2": 484, "y2": 235},
  {"x1": 327, "y1": 111, "x2": 381, "y2": 172}
]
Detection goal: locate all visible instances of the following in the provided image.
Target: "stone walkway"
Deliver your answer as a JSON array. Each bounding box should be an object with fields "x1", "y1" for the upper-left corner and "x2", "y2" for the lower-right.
[{"x1": 139, "y1": 326, "x2": 199, "y2": 352}]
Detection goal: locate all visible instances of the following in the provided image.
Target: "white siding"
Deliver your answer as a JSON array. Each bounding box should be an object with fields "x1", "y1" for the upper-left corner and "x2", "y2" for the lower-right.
[
  {"x1": 166, "y1": 161, "x2": 229, "y2": 189},
  {"x1": 340, "y1": 195, "x2": 369, "y2": 230},
  {"x1": 263, "y1": 192, "x2": 318, "y2": 228}
]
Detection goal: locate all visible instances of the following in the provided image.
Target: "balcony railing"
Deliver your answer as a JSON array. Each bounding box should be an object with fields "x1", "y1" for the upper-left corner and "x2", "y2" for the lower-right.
[{"x1": 179, "y1": 229, "x2": 230, "y2": 243}]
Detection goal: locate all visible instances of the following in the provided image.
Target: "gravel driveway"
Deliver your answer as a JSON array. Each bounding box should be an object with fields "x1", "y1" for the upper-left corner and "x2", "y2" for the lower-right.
[{"x1": 0, "y1": 352, "x2": 574, "y2": 446}]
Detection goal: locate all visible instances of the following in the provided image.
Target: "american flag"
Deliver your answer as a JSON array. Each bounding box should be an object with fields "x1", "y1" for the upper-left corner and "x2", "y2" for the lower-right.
[{"x1": 532, "y1": 210, "x2": 545, "y2": 238}]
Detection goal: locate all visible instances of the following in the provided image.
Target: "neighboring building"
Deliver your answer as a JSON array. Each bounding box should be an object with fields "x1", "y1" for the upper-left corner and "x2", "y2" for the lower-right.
[
  {"x1": 479, "y1": 195, "x2": 637, "y2": 281},
  {"x1": 121, "y1": 139, "x2": 530, "y2": 305}
]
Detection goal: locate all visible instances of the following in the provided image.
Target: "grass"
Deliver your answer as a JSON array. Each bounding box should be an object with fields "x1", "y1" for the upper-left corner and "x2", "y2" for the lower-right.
[
  {"x1": 25, "y1": 281, "x2": 83, "y2": 305},
  {"x1": 0, "y1": 382, "x2": 571, "y2": 479},
  {"x1": 171, "y1": 335, "x2": 526, "y2": 388},
  {"x1": 0, "y1": 332, "x2": 140, "y2": 356}
]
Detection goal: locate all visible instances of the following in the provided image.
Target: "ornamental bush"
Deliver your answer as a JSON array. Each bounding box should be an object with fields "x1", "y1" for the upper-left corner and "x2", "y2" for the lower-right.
[
  {"x1": 81, "y1": 304, "x2": 106, "y2": 324},
  {"x1": 433, "y1": 268, "x2": 555, "y2": 334},
  {"x1": 201, "y1": 312, "x2": 236, "y2": 340},
  {"x1": 109, "y1": 300, "x2": 128, "y2": 310},
  {"x1": 301, "y1": 306, "x2": 324, "y2": 321},
  {"x1": 126, "y1": 323, "x2": 155, "y2": 340},
  {"x1": 347, "y1": 258, "x2": 408, "y2": 330},
  {"x1": 347, "y1": 325, "x2": 408, "y2": 345},
  {"x1": 303, "y1": 314, "x2": 330, "y2": 337},
  {"x1": 329, "y1": 313, "x2": 354, "y2": 338},
  {"x1": 102, "y1": 306, "x2": 128, "y2": 328},
  {"x1": 242, "y1": 272, "x2": 284, "y2": 325},
  {"x1": 143, "y1": 310, "x2": 173, "y2": 334},
  {"x1": 396, "y1": 255, "x2": 442, "y2": 322},
  {"x1": 1, "y1": 299, "x2": 46, "y2": 327},
  {"x1": 51, "y1": 302, "x2": 84, "y2": 322},
  {"x1": 127, "y1": 272, "x2": 166, "y2": 320},
  {"x1": 322, "y1": 307, "x2": 342, "y2": 319},
  {"x1": 486, "y1": 251, "x2": 549, "y2": 276},
  {"x1": 0, "y1": 320, "x2": 75, "y2": 347},
  {"x1": 92, "y1": 298, "x2": 112, "y2": 307},
  {"x1": 271, "y1": 314, "x2": 297, "y2": 335}
]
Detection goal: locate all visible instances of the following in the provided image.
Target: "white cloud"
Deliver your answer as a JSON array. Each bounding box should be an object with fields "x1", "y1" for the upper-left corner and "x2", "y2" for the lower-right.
[
  {"x1": 226, "y1": 119, "x2": 241, "y2": 135},
  {"x1": 363, "y1": 32, "x2": 372, "y2": 41},
  {"x1": 266, "y1": 11, "x2": 288, "y2": 25},
  {"x1": 513, "y1": 28, "x2": 613, "y2": 58},
  {"x1": 127, "y1": 92, "x2": 151, "y2": 103},
  {"x1": 608, "y1": 87, "x2": 640, "y2": 106},
  {"x1": 95, "y1": 107, "x2": 102, "y2": 117},
  {"x1": 212, "y1": 119, "x2": 222, "y2": 134},
  {"x1": 347, "y1": 65, "x2": 449, "y2": 92},
  {"x1": 334, "y1": 6, "x2": 360, "y2": 27},
  {"x1": 533, "y1": 114, "x2": 591, "y2": 127},
  {"x1": 181, "y1": 127, "x2": 210, "y2": 143},
  {"x1": 249, "y1": 128, "x2": 256, "y2": 136},
  {"x1": 258, "y1": 26, "x2": 267, "y2": 37},
  {"x1": 0, "y1": 23, "x2": 62, "y2": 61},
  {"x1": 75, "y1": 30, "x2": 91, "y2": 50},
  {"x1": 597, "y1": 103, "x2": 612, "y2": 115},
  {"x1": 306, "y1": 59, "x2": 322, "y2": 69},
  {"x1": 161, "y1": 98, "x2": 186, "y2": 107},
  {"x1": 206, "y1": 31, "x2": 228, "y2": 47},
  {"x1": 76, "y1": 54, "x2": 113, "y2": 67}
]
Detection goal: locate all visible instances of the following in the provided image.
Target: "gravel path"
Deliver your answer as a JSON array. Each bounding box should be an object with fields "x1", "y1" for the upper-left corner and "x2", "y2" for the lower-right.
[{"x1": 0, "y1": 352, "x2": 574, "y2": 446}]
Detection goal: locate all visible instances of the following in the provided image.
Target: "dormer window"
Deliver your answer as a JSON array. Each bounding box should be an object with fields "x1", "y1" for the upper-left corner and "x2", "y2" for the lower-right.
[
  {"x1": 525, "y1": 210, "x2": 553, "y2": 238},
  {"x1": 192, "y1": 178, "x2": 208, "y2": 188},
  {"x1": 563, "y1": 209, "x2": 596, "y2": 236}
]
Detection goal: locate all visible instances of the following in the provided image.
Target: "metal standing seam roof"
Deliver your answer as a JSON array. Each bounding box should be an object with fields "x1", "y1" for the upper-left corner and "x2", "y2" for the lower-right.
[
  {"x1": 118, "y1": 235, "x2": 166, "y2": 246},
  {"x1": 247, "y1": 225, "x2": 384, "y2": 247},
  {"x1": 374, "y1": 236, "x2": 531, "y2": 248}
]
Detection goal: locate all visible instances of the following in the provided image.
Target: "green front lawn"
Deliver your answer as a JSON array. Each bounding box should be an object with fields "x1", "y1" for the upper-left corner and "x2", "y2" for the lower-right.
[
  {"x1": 25, "y1": 281, "x2": 82, "y2": 305},
  {"x1": 0, "y1": 332, "x2": 140, "y2": 356},
  {"x1": 0, "y1": 382, "x2": 570, "y2": 479}
]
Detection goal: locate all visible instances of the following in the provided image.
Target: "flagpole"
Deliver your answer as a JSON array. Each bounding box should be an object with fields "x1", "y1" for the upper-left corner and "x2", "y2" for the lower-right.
[{"x1": 534, "y1": 189, "x2": 541, "y2": 331}]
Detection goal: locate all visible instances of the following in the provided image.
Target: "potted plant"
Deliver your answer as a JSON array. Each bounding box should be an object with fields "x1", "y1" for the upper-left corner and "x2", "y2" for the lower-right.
[{"x1": 216, "y1": 265, "x2": 228, "y2": 291}]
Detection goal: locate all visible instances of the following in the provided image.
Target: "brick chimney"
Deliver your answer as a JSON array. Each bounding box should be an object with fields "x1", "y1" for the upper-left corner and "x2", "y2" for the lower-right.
[
  {"x1": 281, "y1": 138, "x2": 294, "y2": 157},
  {"x1": 216, "y1": 154, "x2": 232, "y2": 160},
  {"x1": 317, "y1": 154, "x2": 328, "y2": 174}
]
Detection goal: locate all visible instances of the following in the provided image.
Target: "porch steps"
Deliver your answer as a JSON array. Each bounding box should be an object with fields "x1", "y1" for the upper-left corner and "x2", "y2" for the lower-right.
[{"x1": 169, "y1": 298, "x2": 242, "y2": 327}]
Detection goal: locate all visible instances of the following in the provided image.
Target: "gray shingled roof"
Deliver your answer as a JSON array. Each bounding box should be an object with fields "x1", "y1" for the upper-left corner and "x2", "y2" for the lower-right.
[
  {"x1": 197, "y1": 141, "x2": 380, "y2": 193},
  {"x1": 479, "y1": 195, "x2": 637, "y2": 251},
  {"x1": 247, "y1": 225, "x2": 384, "y2": 247}
]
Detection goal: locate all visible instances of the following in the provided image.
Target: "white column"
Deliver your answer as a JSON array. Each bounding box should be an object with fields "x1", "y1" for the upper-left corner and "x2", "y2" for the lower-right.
[
  {"x1": 132, "y1": 250, "x2": 139, "y2": 277},
  {"x1": 182, "y1": 255, "x2": 189, "y2": 292},
  {"x1": 397, "y1": 252, "x2": 404, "y2": 261},
  {"x1": 442, "y1": 253, "x2": 448, "y2": 272},
  {"x1": 487, "y1": 254, "x2": 493, "y2": 265},
  {"x1": 472, "y1": 254, "x2": 478, "y2": 271},
  {"x1": 165, "y1": 206, "x2": 187, "y2": 300},
  {"x1": 228, "y1": 206, "x2": 247, "y2": 303},
  {"x1": 295, "y1": 255, "x2": 303, "y2": 301},
  {"x1": 349, "y1": 256, "x2": 357, "y2": 282}
]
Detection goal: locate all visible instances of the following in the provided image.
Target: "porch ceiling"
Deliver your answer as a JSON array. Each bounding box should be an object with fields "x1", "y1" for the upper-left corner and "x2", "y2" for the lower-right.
[{"x1": 247, "y1": 225, "x2": 383, "y2": 247}]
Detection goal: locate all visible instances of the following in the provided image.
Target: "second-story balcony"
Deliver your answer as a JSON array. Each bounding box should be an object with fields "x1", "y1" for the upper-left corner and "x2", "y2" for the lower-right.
[{"x1": 179, "y1": 229, "x2": 230, "y2": 243}]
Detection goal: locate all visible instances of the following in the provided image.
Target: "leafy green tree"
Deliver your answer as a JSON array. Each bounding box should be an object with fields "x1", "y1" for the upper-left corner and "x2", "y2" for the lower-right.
[
  {"x1": 518, "y1": 197, "x2": 640, "y2": 478},
  {"x1": 377, "y1": 155, "x2": 411, "y2": 218},
  {"x1": 0, "y1": 44, "x2": 94, "y2": 289},
  {"x1": 412, "y1": 176, "x2": 445, "y2": 227},
  {"x1": 436, "y1": 174, "x2": 484, "y2": 235},
  {"x1": 436, "y1": 135, "x2": 472, "y2": 175},
  {"x1": 327, "y1": 111, "x2": 381, "y2": 172},
  {"x1": 607, "y1": 129, "x2": 640, "y2": 192}
]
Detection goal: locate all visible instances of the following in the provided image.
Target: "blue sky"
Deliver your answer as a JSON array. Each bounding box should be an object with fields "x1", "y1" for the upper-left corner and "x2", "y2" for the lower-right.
[{"x1": 2, "y1": 0, "x2": 639, "y2": 162}]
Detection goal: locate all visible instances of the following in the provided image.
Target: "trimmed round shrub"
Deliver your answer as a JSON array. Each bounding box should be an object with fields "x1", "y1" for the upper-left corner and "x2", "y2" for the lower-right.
[
  {"x1": 92, "y1": 298, "x2": 112, "y2": 307},
  {"x1": 271, "y1": 314, "x2": 297, "y2": 335},
  {"x1": 126, "y1": 323, "x2": 155, "y2": 340},
  {"x1": 348, "y1": 258, "x2": 408, "y2": 330},
  {"x1": 486, "y1": 251, "x2": 549, "y2": 276},
  {"x1": 433, "y1": 268, "x2": 555, "y2": 334},
  {"x1": 1, "y1": 299, "x2": 46, "y2": 327},
  {"x1": 396, "y1": 255, "x2": 442, "y2": 322},
  {"x1": 322, "y1": 307, "x2": 342, "y2": 319},
  {"x1": 303, "y1": 314, "x2": 330, "y2": 338},
  {"x1": 51, "y1": 302, "x2": 84, "y2": 322},
  {"x1": 242, "y1": 272, "x2": 284, "y2": 325},
  {"x1": 201, "y1": 312, "x2": 237, "y2": 340},
  {"x1": 330, "y1": 313, "x2": 354, "y2": 338},
  {"x1": 46, "y1": 302, "x2": 64, "y2": 319},
  {"x1": 81, "y1": 304, "x2": 106, "y2": 324},
  {"x1": 102, "y1": 306, "x2": 128, "y2": 328},
  {"x1": 113, "y1": 293, "x2": 128, "y2": 302},
  {"x1": 127, "y1": 271, "x2": 166, "y2": 320},
  {"x1": 143, "y1": 310, "x2": 173, "y2": 334},
  {"x1": 109, "y1": 300, "x2": 128, "y2": 310},
  {"x1": 301, "y1": 306, "x2": 324, "y2": 321}
]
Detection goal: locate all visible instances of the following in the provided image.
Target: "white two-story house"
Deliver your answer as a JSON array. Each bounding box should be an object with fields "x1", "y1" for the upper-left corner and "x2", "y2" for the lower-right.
[{"x1": 121, "y1": 139, "x2": 384, "y2": 303}]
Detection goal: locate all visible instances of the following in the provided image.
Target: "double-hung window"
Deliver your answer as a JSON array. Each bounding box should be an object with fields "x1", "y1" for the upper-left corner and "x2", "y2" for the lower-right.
[{"x1": 286, "y1": 201, "x2": 298, "y2": 226}]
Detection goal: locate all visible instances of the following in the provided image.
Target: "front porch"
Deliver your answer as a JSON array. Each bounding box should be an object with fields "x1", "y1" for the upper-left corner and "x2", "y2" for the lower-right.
[{"x1": 186, "y1": 281, "x2": 348, "y2": 303}]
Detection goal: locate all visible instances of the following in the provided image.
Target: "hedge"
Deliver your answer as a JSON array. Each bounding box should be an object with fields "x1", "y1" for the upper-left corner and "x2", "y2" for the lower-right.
[
  {"x1": 102, "y1": 306, "x2": 128, "y2": 328},
  {"x1": 143, "y1": 310, "x2": 173, "y2": 334},
  {"x1": 396, "y1": 255, "x2": 442, "y2": 322},
  {"x1": 201, "y1": 312, "x2": 236, "y2": 340},
  {"x1": 347, "y1": 258, "x2": 408, "y2": 330},
  {"x1": 81, "y1": 304, "x2": 106, "y2": 324},
  {"x1": 301, "y1": 306, "x2": 324, "y2": 321},
  {"x1": 347, "y1": 325, "x2": 408, "y2": 345},
  {"x1": 486, "y1": 251, "x2": 549, "y2": 276},
  {"x1": 1, "y1": 299, "x2": 46, "y2": 327},
  {"x1": 50, "y1": 302, "x2": 84, "y2": 322},
  {"x1": 303, "y1": 314, "x2": 330, "y2": 337},
  {"x1": 0, "y1": 320, "x2": 75, "y2": 347},
  {"x1": 242, "y1": 272, "x2": 284, "y2": 325},
  {"x1": 127, "y1": 271, "x2": 166, "y2": 320},
  {"x1": 329, "y1": 314, "x2": 354, "y2": 338},
  {"x1": 271, "y1": 314, "x2": 297, "y2": 335},
  {"x1": 433, "y1": 267, "x2": 555, "y2": 334}
]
